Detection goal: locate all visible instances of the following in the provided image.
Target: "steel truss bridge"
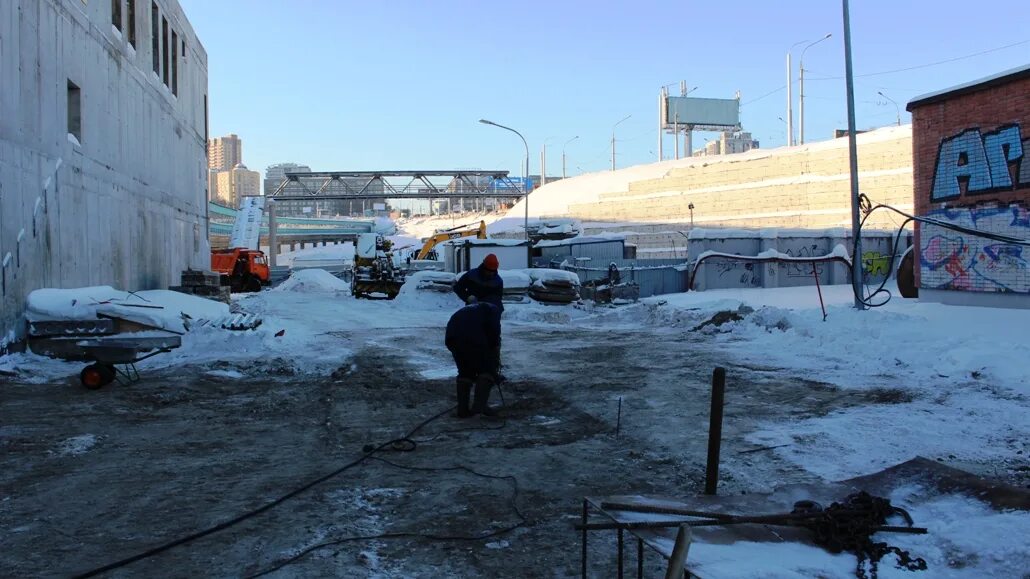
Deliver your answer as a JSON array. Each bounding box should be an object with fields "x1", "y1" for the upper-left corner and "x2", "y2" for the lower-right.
[{"x1": 267, "y1": 170, "x2": 526, "y2": 201}]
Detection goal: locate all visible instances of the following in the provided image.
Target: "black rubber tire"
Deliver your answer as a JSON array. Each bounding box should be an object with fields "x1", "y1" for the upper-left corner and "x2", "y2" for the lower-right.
[
  {"x1": 244, "y1": 275, "x2": 262, "y2": 293},
  {"x1": 80, "y1": 364, "x2": 109, "y2": 390},
  {"x1": 897, "y1": 249, "x2": 918, "y2": 298}
]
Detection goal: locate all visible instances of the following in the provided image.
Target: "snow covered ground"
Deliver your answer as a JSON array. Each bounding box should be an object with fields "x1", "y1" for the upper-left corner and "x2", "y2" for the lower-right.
[{"x1": 2, "y1": 270, "x2": 1027, "y2": 576}]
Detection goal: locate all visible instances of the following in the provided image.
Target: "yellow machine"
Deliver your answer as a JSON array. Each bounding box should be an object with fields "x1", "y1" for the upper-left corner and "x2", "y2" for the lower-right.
[
  {"x1": 352, "y1": 234, "x2": 405, "y2": 299},
  {"x1": 416, "y1": 221, "x2": 488, "y2": 260}
]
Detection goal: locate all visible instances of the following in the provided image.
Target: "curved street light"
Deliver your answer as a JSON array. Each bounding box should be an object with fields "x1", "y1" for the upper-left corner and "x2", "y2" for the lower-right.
[
  {"x1": 799, "y1": 33, "x2": 833, "y2": 144},
  {"x1": 479, "y1": 119, "x2": 530, "y2": 240},
  {"x1": 878, "y1": 91, "x2": 901, "y2": 126},
  {"x1": 562, "y1": 136, "x2": 579, "y2": 179},
  {"x1": 611, "y1": 114, "x2": 632, "y2": 171}
]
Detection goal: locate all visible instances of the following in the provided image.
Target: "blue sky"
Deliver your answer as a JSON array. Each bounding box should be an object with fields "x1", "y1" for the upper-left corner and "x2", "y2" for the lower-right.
[{"x1": 180, "y1": 0, "x2": 1029, "y2": 185}]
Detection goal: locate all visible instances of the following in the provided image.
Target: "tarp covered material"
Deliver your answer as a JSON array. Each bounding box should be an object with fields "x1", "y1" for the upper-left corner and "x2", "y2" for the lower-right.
[{"x1": 26, "y1": 287, "x2": 230, "y2": 334}]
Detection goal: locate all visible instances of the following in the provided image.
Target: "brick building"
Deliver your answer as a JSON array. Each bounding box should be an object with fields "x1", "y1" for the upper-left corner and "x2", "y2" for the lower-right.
[{"x1": 907, "y1": 65, "x2": 1030, "y2": 308}]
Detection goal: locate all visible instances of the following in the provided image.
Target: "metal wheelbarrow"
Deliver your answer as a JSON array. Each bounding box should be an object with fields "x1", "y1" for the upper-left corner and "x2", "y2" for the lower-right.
[{"x1": 76, "y1": 335, "x2": 182, "y2": 389}]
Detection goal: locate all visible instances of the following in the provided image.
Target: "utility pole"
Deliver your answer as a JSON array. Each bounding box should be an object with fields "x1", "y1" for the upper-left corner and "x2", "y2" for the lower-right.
[
  {"x1": 800, "y1": 33, "x2": 832, "y2": 145},
  {"x1": 611, "y1": 114, "x2": 631, "y2": 171},
  {"x1": 541, "y1": 145, "x2": 547, "y2": 186},
  {"x1": 842, "y1": 0, "x2": 864, "y2": 310},
  {"x1": 786, "y1": 51, "x2": 794, "y2": 146}
]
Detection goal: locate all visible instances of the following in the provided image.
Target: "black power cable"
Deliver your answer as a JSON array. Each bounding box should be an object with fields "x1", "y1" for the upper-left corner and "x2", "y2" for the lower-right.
[
  {"x1": 852, "y1": 194, "x2": 1030, "y2": 308},
  {"x1": 245, "y1": 455, "x2": 528, "y2": 578},
  {"x1": 72, "y1": 406, "x2": 457, "y2": 578}
]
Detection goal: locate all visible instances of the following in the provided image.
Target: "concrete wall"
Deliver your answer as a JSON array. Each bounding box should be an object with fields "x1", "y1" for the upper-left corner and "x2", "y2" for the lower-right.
[
  {"x1": 0, "y1": 0, "x2": 209, "y2": 350},
  {"x1": 687, "y1": 229, "x2": 910, "y2": 292},
  {"x1": 566, "y1": 126, "x2": 913, "y2": 230},
  {"x1": 909, "y1": 69, "x2": 1030, "y2": 308}
]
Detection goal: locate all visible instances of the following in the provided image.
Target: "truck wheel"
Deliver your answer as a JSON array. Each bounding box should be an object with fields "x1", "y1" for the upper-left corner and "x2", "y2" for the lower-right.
[{"x1": 244, "y1": 275, "x2": 262, "y2": 293}]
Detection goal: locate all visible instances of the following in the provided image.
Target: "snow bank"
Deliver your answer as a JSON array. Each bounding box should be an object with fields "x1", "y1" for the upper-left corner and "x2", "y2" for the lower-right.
[
  {"x1": 25, "y1": 286, "x2": 230, "y2": 333},
  {"x1": 498, "y1": 270, "x2": 531, "y2": 289},
  {"x1": 274, "y1": 269, "x2": 350, "y2": 293},
  {"x1": 394, "y1": 274, "x2": 464, "y2": 310}
]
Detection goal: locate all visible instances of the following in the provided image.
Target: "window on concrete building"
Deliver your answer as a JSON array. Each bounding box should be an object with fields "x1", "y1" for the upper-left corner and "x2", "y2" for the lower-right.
[
  {"x1": 162, "y1": 16, "x2": 169, "y2": 86},
  {"x1": 151, "y1": 2, "x2": 159, "y2": 74},
  {"x1": 127, "y1": 0, "x2": 136, "y2": 47},
  {"x1": 171, "y1": 30, "x2": 178, "y2": 96},
  {"x1": 67, "y1": 80, "x2": 82, "y2": 143},
  {"x1": 111, "y1": 0, "x2": 121, "y2": 30}
]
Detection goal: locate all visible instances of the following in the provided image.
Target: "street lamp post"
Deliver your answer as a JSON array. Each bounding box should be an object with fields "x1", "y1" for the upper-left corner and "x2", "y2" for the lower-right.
[
  {"x1": 479, "y1": 119, "x2": 530, "y2": 240},
  {"x1": 878, "y1": 91, "x2": 901, "y2": 126},
  {"x1": 611, "y1": 114, "x2": 632, "y2": 171},
  {"x1": 799, "y1": 33, "x2": 832, "y2": 145},
  {"x1": 562, "y1": 135, "x2": 579, "y2": 179},
  {"x1": 786, "y1": 39, "x2": 811, "y2": 146}
]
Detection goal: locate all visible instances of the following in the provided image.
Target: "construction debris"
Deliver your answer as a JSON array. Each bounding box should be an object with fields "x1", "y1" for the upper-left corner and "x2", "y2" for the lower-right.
[{"x1": 170, "y1": 269, "x2": 231, "y2": 304}]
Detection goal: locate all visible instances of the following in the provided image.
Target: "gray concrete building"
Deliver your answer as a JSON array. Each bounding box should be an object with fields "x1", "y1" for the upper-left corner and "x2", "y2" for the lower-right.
[{"x1": 0, "y1": 0, "x2": 209, "y2": 350}]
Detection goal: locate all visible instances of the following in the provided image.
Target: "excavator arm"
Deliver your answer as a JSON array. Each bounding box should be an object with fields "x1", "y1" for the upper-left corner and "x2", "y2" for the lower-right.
[{"x1": 416, "y1": 221, "x2": 487, "y2": 260}]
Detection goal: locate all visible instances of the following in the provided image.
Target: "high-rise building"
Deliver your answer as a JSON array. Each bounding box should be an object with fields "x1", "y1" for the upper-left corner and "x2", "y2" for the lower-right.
[
  {"x1": 264, "y1": 162, "x2": 312, "y2": 195},
  {"x1": 208, "y1": 133, "x2": 242, "y2": 171},
  {"x1": 1, "y1": 0, "x2": 208, "y2": 349},
  {"x1": 693, "y1": 131, "x2": 760, "y2": 157},
  {"x1": 216, "y1": 164, "x2": 261, "y2": 208}
]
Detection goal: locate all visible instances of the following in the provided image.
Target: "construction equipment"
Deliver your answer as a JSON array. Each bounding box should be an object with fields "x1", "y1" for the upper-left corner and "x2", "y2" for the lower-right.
[
  {"x1": 352, "y1": 234, "x2": 405, "y2": 299},
  {"x1": 416, "y1": 221, "x2": 487, "y2": 260},
  {"x1": 210, "y1": 248, "x2": 270, "y2": 293}
]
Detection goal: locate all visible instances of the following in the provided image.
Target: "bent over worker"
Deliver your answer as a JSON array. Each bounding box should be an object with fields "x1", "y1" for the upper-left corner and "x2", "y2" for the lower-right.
[
  {"x1": 454, "y1": 253, "x2": 504, "y2": 311},
  {"x1": 445, "y1": 302, "x2": 502, "y2": 418}
]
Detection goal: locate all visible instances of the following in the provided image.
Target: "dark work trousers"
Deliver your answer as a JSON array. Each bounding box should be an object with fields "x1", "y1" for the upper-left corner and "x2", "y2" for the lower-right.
[{"x1": 448, "y1": 344, "x2": 494, "y2": 380}]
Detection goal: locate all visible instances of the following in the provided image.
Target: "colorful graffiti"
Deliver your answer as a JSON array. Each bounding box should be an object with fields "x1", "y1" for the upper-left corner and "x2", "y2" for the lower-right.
[
  {"x1": 931, "y1": 124, "x2": 1029, "y2": 201},
  {"x1": 862, "y1": 251, "x2": 891, "y2": 276},
  {"x1": 920, "y1": 203, "x2": 1030, "y2": 293}
]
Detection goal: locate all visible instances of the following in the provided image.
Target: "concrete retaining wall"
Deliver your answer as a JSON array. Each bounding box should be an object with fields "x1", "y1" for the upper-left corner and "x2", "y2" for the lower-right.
[{"x1": 0, "y1": 0, "x2": 208, "y2": 350}]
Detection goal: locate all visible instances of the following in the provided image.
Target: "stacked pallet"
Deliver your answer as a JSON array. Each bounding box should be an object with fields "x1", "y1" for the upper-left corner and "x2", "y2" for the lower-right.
[
  {"x1": 527, "y1": 269, "x2": 581, "y2": 305},
  {"x1": 170, "y1": 270, "x2": 230, "y2": 304}
]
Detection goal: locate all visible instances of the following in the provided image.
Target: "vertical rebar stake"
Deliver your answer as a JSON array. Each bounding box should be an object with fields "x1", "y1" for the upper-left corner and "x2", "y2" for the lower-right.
[
  {"x1": 812, "y1": 262, "x2": 828, "y2": 321},
  {"x1": 705, "y1": 367, "x2": 726, "y2": 495},
  {"x1": 616, "y1": 396, "x2": 623, "y2": 438},
  {"x1": 582, "y1": 499, "x2": 588, "y2": 578}
]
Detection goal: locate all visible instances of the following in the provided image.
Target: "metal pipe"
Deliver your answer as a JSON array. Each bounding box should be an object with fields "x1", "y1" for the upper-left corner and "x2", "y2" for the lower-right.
[
  {"x1": 842, "y1": 0, "x2": 865, "y2": 310},
  {"x1": 705, "y1": 367, "x2": 726, "y2": 495}
]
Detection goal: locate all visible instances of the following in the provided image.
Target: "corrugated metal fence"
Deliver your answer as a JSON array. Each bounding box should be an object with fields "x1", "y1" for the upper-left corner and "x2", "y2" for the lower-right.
[{"x1": 555, "y1": 258, "x2": 691, "y2": 298}]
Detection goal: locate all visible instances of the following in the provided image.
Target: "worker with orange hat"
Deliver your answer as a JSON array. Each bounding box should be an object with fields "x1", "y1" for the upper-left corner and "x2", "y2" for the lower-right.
[{"x1": 454, "y1": 253, "x2": 504, "y2": 312}]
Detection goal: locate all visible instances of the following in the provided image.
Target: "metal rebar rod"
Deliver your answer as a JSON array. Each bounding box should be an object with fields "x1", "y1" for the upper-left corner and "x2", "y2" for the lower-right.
[
  {"x1": 618, "y1": 528, "x2": 624, "y2": 579},
  {"x1": 637, "y1": 538, "x2": 644, "y2": 578},
  {"x1": 600, "y1": 502, "x2": 737, "y2": 521},
  {"x1": 581, "y1": 499, "x2": 588, "y2": 579}
]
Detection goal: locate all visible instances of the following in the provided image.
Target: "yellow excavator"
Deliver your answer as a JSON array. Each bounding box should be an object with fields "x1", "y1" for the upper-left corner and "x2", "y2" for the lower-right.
[{"x1": 416, "y1": 221, "x2": 488, "y2": 260}]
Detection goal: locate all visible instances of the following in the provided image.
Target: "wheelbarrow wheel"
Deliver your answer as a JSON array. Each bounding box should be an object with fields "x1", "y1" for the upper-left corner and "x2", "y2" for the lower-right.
[{"x1": 80, "y1": 364, "x2": 114, "y2": 389}]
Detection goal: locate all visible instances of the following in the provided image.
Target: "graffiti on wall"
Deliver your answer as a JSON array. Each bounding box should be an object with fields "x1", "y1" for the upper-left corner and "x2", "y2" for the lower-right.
[
  {"x1": 920, "y1": 203, "x2": 1030, "y2": 293},
  {"x1": 932, "y1": 124, "x2": 1030, "y2": 201},
  {"x1": 783, "y1": 245, "x2": 825, "y2": 277}
]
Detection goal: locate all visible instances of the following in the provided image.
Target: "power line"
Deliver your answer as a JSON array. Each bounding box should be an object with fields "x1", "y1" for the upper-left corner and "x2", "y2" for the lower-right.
[
  {"x1": 810, "y1": 38, "x2": 1030, "y2": 81},
  {"x1": 741, "y1": 85, "x2": 786, "y2": 107}
]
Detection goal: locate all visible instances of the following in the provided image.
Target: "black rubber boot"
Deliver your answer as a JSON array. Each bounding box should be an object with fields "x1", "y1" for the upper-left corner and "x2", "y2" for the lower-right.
[
  {"x1": 471, "y1": 374, "x2": 499, "y2": 417},
  {"x1": 456, "y1": 378, "x2": 473, "y2": 418}
]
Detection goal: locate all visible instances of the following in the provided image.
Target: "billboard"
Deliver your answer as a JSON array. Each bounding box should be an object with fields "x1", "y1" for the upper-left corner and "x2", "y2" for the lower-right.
[{"x1": 663, "y1": 96, "x2": 740, "y2": 131}]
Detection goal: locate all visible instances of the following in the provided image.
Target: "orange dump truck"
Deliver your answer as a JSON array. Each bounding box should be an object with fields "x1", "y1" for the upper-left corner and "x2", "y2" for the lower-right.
[{"x1": 210, "y1": 248, "x2": 270, "y2": 292}]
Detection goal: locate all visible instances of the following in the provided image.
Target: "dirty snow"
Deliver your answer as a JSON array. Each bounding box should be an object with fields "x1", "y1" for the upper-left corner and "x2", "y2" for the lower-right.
[{"x1": 56, "y1": 434, "x2": 98, "y2": 456}]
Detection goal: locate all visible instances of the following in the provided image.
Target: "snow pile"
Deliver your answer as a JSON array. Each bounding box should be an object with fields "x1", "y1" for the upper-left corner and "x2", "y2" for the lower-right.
[
  {"x1": 274, "y1": 269, "x2": 350, "y2": 293},
  {"x1": 25, "y1": 286, "x2": 230, "y2": 333},
  {"x1": 394, "y1": 274, "x2": 463, "y2": 310},
  {"x1": 56, "y1": 434, "x2": 98, "y2": 456},
  {"x1": 693, "y1": 244, "x2": 852, "y2": 264},
  {"x1": 499, "y1": 270, "x2": 531, "y2": 290}
]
